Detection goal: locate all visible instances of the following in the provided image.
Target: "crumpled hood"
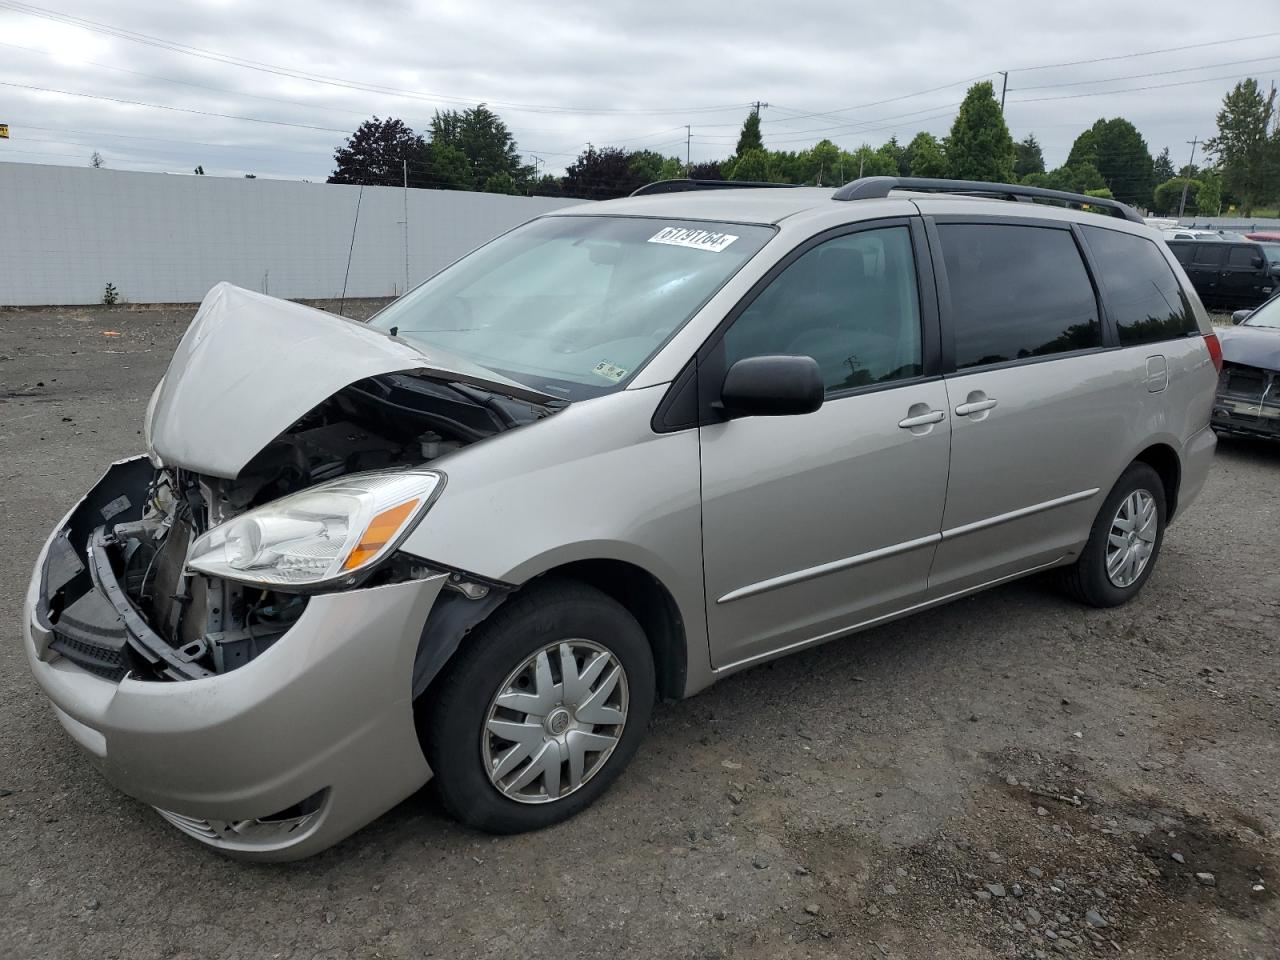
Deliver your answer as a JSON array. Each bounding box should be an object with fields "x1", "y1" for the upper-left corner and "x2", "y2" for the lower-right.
[
  {"x1": 1219, "y1": 324, "x2": 1280, "y2": 372},
  {"x1": 147, "y1": 283, "x2": 551, "y2": 479}
]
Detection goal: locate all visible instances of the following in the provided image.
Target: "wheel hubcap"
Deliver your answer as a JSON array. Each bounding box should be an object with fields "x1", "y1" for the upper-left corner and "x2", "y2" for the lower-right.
[
  {"x1": 482, "y1": 639, "x2": 629, "y2": 804},
  {"x1": 1106, "y1": 489, "x2": 1157, "y2": 588}
]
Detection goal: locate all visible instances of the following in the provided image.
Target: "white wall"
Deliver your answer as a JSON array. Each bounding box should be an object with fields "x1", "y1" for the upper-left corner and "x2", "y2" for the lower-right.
[{"x1": 0, "y1": 162, "x2": 586, "y2": 306}]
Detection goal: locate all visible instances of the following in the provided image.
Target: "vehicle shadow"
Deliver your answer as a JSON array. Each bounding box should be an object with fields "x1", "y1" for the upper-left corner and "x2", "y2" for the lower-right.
[{"x1": 1214, "y1": 432, "x2": 1280, "y2": 466}]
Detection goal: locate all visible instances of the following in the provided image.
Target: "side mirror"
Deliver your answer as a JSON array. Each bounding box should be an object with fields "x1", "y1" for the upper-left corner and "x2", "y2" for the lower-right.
[
  {"x1": 1231, "y1": 309, "x2": 1251, "y2": 324},
  {"x1": 1252, "y1": 256, "x2": 1265, "y2": 269},
  {"x1": 719, "y1": 355, "x2": 824, "y2": 418}
]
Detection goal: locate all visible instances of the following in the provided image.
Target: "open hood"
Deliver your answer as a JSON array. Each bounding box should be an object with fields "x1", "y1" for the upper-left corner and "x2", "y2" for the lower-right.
[
  {"x1": 147, "y1": 283, "x2": 555, "y2": 479},
  {"x1": 1219, "y1": 324, "x2": 1280, "y2": 372}
]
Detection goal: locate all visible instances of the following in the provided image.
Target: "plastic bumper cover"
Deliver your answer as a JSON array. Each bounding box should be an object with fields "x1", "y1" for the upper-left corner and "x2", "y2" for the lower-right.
[{"x1": 23, "y1": 485, "x2": 447, "y2": 861}]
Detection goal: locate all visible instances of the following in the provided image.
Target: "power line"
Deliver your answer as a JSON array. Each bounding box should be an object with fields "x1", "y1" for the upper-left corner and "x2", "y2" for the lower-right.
[
  {"x1": 0, "y1": 0, "x2": 754, "y2": 118},
  {"x1": 0, "y1": 80, "x2": 350, "y2": 133},
  {"x1": 1009, "y1": 30, "x2": 1280, "y2": 73},
  {"x1": 1009, "y1": 69, "x2": 1280, "y2": 105},
  {"x1": 1009, "y1": 54, "x2": 1280, "y2": 92}
]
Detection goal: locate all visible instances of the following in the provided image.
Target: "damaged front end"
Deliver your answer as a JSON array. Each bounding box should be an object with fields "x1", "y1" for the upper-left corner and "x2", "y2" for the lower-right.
[{"x1": 38, "y1": 285, "x2": 556, "y2": 684}]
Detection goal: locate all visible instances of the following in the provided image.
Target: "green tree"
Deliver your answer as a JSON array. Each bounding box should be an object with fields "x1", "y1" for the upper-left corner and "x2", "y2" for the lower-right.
[
  {"x1": 1152, "y1": 178, "x2": 1200, "y2": 215},
  {"x1": 429, "y1": 104, "x2": 530, "y2": 193},
  {"x1": 626, "y1": 150, "x2": 668, "y2": 183},
  {"x1": 1066, "y1": 118, "x2": 1154, "y2": 206},
  {"x1": 844, "y1": 144, "x2": 898, "y2": 179},
  {"x1": 727, "y1": 148, "x2": 770, "y2": 181},
  {"x1": 1197, "y1": 171, "x2": 1223, "y2": 215},
  {"x1": 1014, "y1": 134, "x2": 1045, "y2": 178},
  {"x1": 421, "y1": 141, "x2": 473, "y2": 190},
  {"x1": 800, "y1": 139, "x2": 841, "y2": 185},
  {"x1": 563, "y1": 145, "x2": 642, "y2": 199},
  {"x1": 736, "y1": 110, "x2": 764, "y2": 155},
  {"x1": 881, "y1": 135, "x2": 910, "y2": 176},
  {"x1": 1153, "y1": 147, "x2": 1175, "y2": 184},
  {"x1": 1204, "y1": 79, "x2": 1277, "y2": 215},
  {"x1": 905, "y1": 132, "x2": 947, "y2": 177},
  {"x1": 329, "y1": 117, "x2": 425, "y2": 186},
  {"x1": 945, "y1": 81, "x2": 1015, "y2": 182},
  {"x1": 482, "y1": 171, "x2": 518, "y2": 195}
]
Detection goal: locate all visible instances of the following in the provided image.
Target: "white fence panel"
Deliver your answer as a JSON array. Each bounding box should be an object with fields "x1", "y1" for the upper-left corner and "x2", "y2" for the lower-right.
[{"x1": 0, "y1": 162, "x2": 586, "y2": 306}]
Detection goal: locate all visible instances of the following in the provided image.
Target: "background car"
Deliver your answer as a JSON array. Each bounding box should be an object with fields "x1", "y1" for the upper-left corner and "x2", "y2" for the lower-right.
[
  {"x1": 1214, "y1": 293, "x2": 1280, "y2": 439},
  {"x1": 1166, "y1": 238, "x2": 1280, "y2": 308}
]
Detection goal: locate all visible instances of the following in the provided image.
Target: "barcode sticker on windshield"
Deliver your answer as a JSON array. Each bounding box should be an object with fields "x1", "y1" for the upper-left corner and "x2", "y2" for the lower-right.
[
  {"x1": 593, "y1": 360, "x2": 628, "y2": 382},
  {"x1": 647, "y1": 227, "x2": 739, "y2": 253}
]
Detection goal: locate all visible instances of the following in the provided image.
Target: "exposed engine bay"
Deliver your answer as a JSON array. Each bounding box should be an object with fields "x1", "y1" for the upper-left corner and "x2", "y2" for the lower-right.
[{"x1": 41, "y1": 372, "x2": 555, "y2": 681}]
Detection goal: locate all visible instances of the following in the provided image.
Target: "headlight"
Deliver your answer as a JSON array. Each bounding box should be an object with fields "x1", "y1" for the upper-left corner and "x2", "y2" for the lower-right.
[{"x1": 186, "y1": 470, "x2": 442, "y2": 589}]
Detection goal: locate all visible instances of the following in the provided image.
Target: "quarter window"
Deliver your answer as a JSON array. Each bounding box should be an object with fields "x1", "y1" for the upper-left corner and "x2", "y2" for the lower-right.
[
  {"x1": 1193, "y1": 244, "x2": 1226, "y2": 265},
  {"x1": 1081, "y1": 226, "x2": 1197, "y2": 345},
  {"x1": 1227, "y1": 245, "x2": 1259, "y2": 267},
  {"x1": 937, "y1": 224, "x2": 1102, "y2": 370},
  {"x1": 722, "y1": 226, "x2": 923, "y2": 395},
  {"x1": 1169, "y1": 243, "x2": 1193, "y2": 265}
]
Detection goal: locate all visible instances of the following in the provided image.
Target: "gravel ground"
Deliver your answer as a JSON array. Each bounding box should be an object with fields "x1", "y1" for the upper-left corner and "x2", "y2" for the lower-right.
[{"x1": 1, "y1": 303, "x2": 1278, "y2": 960}]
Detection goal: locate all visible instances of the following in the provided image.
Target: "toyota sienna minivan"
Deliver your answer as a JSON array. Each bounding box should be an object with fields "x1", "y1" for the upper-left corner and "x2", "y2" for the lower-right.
[{"x1": 22, "y1": 176, "x2": 1220, "y2": 860}]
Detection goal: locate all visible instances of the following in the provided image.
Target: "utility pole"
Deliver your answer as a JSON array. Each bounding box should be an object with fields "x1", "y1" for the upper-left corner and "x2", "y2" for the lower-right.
[
  {"x1": 998, "y1": 71, "x2": 1008, "y2": 113},
  {"x1": 1177, "y1": 137, "x2": 1200, "y2": 218},
  {"x1": 752, "y1": 100, "x2": 769, "y2": 117},
  {"x1": 402, "y1": 158, "x2": 409, "y2": 296},
  {"x1": 685, "y1": 125, "x2": 691, "y2": 176}
]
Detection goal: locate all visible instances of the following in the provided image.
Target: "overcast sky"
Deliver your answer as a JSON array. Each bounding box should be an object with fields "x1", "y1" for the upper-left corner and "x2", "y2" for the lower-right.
[{"x1": 0, "y1": 0, "x2": 1276, "y2": 182}]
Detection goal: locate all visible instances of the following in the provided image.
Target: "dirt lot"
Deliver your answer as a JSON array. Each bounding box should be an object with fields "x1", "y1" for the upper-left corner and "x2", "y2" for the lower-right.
[{"x1": 1, "y1": 303, "x2": 1277, "y2": 960}]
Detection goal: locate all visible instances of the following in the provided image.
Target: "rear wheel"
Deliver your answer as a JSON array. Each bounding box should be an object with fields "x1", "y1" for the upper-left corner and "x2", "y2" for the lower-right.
[
  {"x1": 1062, "y1": 462, "x2": 1166, "y2": 608},
  {"x1": 422, "y1": 580, "x2": 654, "y2": 834}
]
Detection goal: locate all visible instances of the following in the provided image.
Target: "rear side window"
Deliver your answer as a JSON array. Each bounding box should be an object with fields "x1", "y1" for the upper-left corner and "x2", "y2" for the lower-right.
[
  {"x1": 1168, "y1": 243, "x2": 1192, "y2": 264},
  {"x1": 1227, "y1": 245, "x2": 1259, "y2": 267},
  {"x1": 1193, "y1": 244, "x2": 1225, "y2": 265},
  {"x1": 937, "y1": 223, "x2": 1101, "y2": 370},
  {"x1": 1081, "y1": 226, "x2": 1197, "y2": 345}
]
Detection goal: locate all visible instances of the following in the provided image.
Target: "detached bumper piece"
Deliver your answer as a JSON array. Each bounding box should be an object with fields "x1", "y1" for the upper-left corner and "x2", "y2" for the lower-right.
[
  {"x1": 156, "y1": 788, "x2": 328, "y2": 847},
  {"x1": 1214, "y1": 364, "x2": 1280, "y2": 438}
]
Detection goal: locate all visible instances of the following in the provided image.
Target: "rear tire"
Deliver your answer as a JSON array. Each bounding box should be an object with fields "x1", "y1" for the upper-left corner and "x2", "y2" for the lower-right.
[
  {"x1": 422, "y1": 579, "x2": 655, "y2": 834},
  {"x1": 1062, "y1": 462, "x2": 1166, "y2": 608}
]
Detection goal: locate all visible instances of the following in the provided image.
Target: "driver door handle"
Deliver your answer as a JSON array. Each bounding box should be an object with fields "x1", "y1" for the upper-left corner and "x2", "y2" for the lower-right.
[
  {"x1": 955, "y1": 398, "x2": 998, "y2": 416},
  {"x1": 898, "y1": 409, "x2": 945, "y2": 428}
]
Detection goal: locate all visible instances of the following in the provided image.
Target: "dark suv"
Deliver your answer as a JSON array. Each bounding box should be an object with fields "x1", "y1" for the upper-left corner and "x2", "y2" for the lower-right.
[{"x1": 1167, "y1": 238, "x2": 1280, "y2": 309}]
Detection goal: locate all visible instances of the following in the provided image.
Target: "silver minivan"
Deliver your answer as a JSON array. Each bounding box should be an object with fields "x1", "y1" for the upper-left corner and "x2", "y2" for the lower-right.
[{"x1": 22, "y1": 177, "x2": 1221, "y2": 860}]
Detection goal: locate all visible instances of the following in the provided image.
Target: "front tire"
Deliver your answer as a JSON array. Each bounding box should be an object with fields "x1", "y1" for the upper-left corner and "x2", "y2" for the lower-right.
[
  {"x1": 422, "y1": 579, "x2": 655, "y2": 834},
  {"x1": 1062, "y1": 462, "x2": 1166, "y2": 608}
]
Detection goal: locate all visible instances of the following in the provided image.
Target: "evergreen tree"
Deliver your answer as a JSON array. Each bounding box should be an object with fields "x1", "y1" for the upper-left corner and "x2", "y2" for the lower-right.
[
  {"x1": 1153, "y1": 147, "x2": 1175, "y2": 184},
  {"x1": 945, "y1": 82, "x2": 1015, "y2": 182},
  {"x1": 1014, "y1": 134, "x2": 1045, "y2": 179},
  {"x1": 1204, "y1": 79, "x2": 1278, "y2": 215},
  {"x1": 905, "y1": 132, "x2": 947, "y2": 178},
  {"x1": 735, "y1": 111, "x2": 764, "y2": 155}
]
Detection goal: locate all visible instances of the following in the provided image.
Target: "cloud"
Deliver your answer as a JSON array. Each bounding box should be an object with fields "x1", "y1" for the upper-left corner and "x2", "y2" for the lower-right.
[{"x1": 0, "y1": 0, "x2": 1273, "y2": 180}]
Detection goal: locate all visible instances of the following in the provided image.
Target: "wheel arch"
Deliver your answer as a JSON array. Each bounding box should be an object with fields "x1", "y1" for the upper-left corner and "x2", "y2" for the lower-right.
[
  {"x1": 535, "y1": 558, "x2": 688, "y2": 703},
  {"x1": 1131, "y1": 441, "x2": 1182, "y2": 519}
]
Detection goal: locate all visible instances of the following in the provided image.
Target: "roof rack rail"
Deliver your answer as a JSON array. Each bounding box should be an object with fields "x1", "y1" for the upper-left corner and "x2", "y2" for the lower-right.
[
  {"x1": 832, "y1": 176, "x2": 1145, "y2": 223},
  {"x1": 630, "y1": 178, "x2": 800, "y2": 197}
]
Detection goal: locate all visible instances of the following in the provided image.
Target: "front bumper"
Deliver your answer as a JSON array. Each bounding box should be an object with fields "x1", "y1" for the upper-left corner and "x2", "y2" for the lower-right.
[
  {"x1": 1213, "y1": 395, "x2": 1280, "y2": 438},
  {"x1": 22, "y1": 460, "x2": 447, "y2": 861}
]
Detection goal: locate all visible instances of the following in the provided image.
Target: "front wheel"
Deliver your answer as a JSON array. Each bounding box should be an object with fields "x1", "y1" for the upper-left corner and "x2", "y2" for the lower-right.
[
  {"x1": 421, "y1": 580, "x2": 655, "y2": 834},
  {"x1": 1062, "y1": 462, "x2": 1166, "y2": 608}
]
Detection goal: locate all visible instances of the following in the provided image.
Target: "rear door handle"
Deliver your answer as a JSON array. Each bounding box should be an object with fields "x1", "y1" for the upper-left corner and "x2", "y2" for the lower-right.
[
  {"x1": 955, "y1": 398, "x2": 998, "y2": 416},
  {"x1": 898, "y1": 410, "x2": 945, "y2": 428}
]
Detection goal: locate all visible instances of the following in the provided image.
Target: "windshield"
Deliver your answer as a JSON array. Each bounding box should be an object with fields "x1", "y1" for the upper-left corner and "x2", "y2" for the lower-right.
[
  {"x1": 1244, "y1": 295, "x2": 1280, "y2": 329},
  {"x1": 1261, "y1": 243, "x2": 1280, "y2": 265},
  {"x1": 370, "y1": 215, "x2": 775, "y2": 400}
]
